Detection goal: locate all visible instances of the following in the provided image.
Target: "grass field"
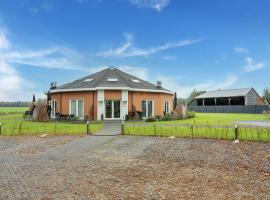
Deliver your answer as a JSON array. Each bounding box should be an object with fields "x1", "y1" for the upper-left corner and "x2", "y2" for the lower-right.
[
  {"x1": 0, "y1": 107, "x2": 28, "y2": 114},
  {"x1": 0, "y1": 114, "x2": 103, "y2": 136},
  {"x1": 152, "y1": 113, "x2": 269, "y2": 125},
  {"x1": 124, "y1": 113, "x2": 270, "y2": 142}
]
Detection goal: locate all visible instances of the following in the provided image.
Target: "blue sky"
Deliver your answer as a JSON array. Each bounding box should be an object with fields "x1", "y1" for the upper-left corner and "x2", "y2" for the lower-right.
[{"x1": 0, "y1": 0, "x2": 270, "y2": 101}]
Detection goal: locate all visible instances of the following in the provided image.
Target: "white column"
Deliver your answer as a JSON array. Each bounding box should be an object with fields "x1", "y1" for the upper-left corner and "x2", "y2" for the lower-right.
[
  {"x1": 97, "y1": 90, "x2": 104, "y2": 120},
  {"x1": 121, "y1": 90, "x2": 128, "y2": 120}
]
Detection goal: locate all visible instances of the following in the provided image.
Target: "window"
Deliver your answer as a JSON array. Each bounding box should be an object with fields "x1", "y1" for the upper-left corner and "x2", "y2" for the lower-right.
[
  {"x1": 70, "y1": 99, "x2": 84, "y2": 119},
  {"x1": 83, "y1": 78, "x2": 93, "y2": 82},
  {"x1": 142, "y1": 100, "x2": 154, "y2": 118},
  {"x1": 165, "y1": 101, "x2": 170, "y2": 113},
  {"x1": 51, "y1": 100, "x2": 57, "y2": 118},
  {"x1": 131, "y1": 79, "x2": 141, "y2": 83},
  {"x1": 107, "y1": 78, "x2": 118, "y2": 82}
]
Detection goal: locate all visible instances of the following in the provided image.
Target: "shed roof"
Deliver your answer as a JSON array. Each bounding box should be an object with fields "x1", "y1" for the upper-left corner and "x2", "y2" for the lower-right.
[
  {"x1": 195, "y1": 88, "x2": 253, "y2": 99},
  {"x1": 50, "y1": 67, "x2": 173, "y2": 94}
]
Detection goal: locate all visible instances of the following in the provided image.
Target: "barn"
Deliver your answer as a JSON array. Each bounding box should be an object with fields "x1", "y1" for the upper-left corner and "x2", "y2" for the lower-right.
[{"x1": 188, "y1": 88, "x2": 270, "y2": 114}]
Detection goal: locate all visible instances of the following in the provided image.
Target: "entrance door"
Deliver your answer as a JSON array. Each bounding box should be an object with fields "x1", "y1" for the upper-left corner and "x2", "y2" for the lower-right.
[{"x1": 105, "y1": 100, "x2": 121, "y2": 119}]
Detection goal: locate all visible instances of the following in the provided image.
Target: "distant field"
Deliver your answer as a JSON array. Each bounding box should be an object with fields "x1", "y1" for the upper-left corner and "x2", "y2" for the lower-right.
[
  {"x1": 0, "y1": 107, "x2": 28, "y2": 114},
  {"x1": 0, "y1": 114, "x2": 103, "y2": 136}
]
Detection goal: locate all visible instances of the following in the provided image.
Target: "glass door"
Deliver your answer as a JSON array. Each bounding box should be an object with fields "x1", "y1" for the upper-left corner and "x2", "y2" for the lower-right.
[
  {"x1": 142, "y1": 100, "x2": 153, "y2": 118},
  {"x1": 105, "y1": 100, "x2": 112, "y2": 118},
  {"x1": 105, "y1": 100, "x2": 121, "y2": 119},
  {"x1": 113, "y1": 100, "x2": 120, "y2": 118}
]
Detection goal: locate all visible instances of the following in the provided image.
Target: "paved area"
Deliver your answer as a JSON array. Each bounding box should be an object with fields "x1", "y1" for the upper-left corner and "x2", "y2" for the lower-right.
[
  {"x1": 235, "y1": 120, "x2": 270, "y2": 127},
  {"x1": 94, "y1": 121, "x2": 122, "y2": 136},
  {"x1": 0, "y1": 122, "x2": 270, "y2": 199}
]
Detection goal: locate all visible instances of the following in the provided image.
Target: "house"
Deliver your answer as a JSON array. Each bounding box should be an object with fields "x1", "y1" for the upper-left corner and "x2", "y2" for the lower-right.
[
  {"x1": 49, "y1": 67, "x2": 174, "y2": 120},
  {"x1": 188, "y1": 88, "x2": 270, "y2": 114}
]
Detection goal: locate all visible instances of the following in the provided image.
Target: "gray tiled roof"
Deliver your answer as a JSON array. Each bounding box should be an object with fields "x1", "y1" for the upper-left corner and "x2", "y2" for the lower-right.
[
  {"x1": 51, "y1": 67, "x2": 172, "y2": 93},
  {"x1": 195, "y1": 88, "x2": 252, "y2": 99}
]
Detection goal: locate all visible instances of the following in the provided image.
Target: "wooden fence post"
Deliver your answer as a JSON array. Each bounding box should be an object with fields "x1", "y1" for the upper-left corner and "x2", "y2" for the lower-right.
[
  {"x1": 86, "y1": 121, "x2": 90, "y2": 134},
  {"x1": 18, "y1": 122, "x2": 22, "y2": 135},
  {"x1": 0, "y1": 122, "x2": 2, "y2": 135},
  {"x1": 191, "y1": 124, "x2": 194, "y2": 139},
  {"x1": 153, "y1": 124, "x2": 157, "y2": 137},
  {"x1": 121, "y1": 121, "x2": 125, "y2": 135},
  {"x1": 234, "y1": 124, "x2": 238, "y2": 141}
]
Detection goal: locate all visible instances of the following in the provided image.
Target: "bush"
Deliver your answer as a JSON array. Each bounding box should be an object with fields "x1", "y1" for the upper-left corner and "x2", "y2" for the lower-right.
[
  {"x1": 160, "y1": 114, "x2": 172, "y2": 121},
  {"x1": 145, "y1": 117, "x2": 156, "y2": 122},
  {"x1": 187, "y1": 111, "x2": 196, "y2": 119}
]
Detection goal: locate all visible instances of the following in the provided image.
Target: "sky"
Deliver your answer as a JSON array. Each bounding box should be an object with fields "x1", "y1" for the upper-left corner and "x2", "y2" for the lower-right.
[{"x1": 0, "y1": 0, "x2": 270, "y2": 101}]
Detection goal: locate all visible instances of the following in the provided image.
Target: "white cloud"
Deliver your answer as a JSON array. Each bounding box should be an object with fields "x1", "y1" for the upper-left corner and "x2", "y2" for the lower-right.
[
  {"x1": 129, "y1": 0, "x2": 170, "y2": 11},
  {"x1": 157, "y1": 74, "x2": 238, "y2": 98},
  {"x1": 0, "y1": 30, "x2": 10, "y2": 49},
  {"x1": 243, "y1": 57, "x2": 266, "y2": 73},
  {"x1": 0, "y1": 60, "x2": 36, "y2": 101},
  {"x1": 234, "y1": 47, "x2": 249, "y2": 54},
  {"x1": 1, "y1": 47, "x2": 90, "y2": 71},
  {"x1": 118, "y1": 65, "x2": 149, "y2": 80},
  {"x1": 88, "y1": 65, "x2": 149, "y2": 81},
  {"x1": 162, "y1": 55, "x2": 176, "y2": 60},
  {"x1": 97, "y1": 33, "x2": 202, "y2": 58}
]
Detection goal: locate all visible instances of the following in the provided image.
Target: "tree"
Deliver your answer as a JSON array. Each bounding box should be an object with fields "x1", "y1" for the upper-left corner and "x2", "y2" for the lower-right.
[
  {"x1": 263, "y1": 87, "x2": 270, "y2": 102},
  {"x1": 173, "y1": 92, "x2": 178, "y2": 110},
  {"x1": 187, "y1": 89, "x2": 206, "y2": 104}
]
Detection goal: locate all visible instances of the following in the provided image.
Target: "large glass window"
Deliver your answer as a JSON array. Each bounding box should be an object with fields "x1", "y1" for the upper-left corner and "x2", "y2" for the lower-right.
[
  {"x1": 142, "y1": 100, "x2": 154, "y2": 118},
  {"x1": 165, "y1": 101, "x2": 170, "y2": 113},
  {"x1": 51, "y1": 100, "x2": 57, "y2": 118},
  {"x1": 70, "y1": 99, "x2": 84, "y2": 119}
]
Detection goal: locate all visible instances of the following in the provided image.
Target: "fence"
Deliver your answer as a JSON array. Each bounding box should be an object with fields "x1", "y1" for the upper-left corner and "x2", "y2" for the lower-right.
[
  {"x1": 188, "y1": 105, "x2": 270, "y2": 114},
  {"x1": 0, "y1": 120, "x2": 101, "y2": 136},
  {"x1": 123, "y1": 123, "x2": 270, "y2": 142}
]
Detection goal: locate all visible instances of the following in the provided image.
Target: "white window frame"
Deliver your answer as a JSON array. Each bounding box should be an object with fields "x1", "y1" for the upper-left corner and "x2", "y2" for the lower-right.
[
  {"x1": 165, "y1": 101, "x2": 170, "y2": 114},
  {"x1": 141, "y1": 100, "x2": 154, "y2": 119},
  {"x1": 51, "y1": 100, "x2": 57, "y2": 118},
  {"x1": 69, "y1": 99, "x2": 84, "y2": 119},
  {"x1": 104, "y1": 100, "x2": 121, "y2": 120}
]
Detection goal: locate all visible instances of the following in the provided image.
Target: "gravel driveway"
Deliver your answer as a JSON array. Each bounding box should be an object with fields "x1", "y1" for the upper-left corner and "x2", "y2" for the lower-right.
[
  {"x1": 235, "y1": 120, "x2": 270, "y2": 127},
  {"x1": 0, "y1": 133, "x2": 270, "y2": 199}
]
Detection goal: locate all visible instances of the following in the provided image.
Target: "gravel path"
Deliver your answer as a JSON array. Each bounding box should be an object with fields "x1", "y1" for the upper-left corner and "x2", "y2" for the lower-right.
[
  {"x1": 0, "y1": 133, "x2": 270, "y2": 199},
  {"x1": 235, "y1": 120, "x2": 270, "y2": 127}
]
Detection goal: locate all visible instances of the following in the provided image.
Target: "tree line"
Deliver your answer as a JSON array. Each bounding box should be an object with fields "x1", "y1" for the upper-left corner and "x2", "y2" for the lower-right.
[{"x1": 0, "y1": 101, "x2": 30, "y2": 107}]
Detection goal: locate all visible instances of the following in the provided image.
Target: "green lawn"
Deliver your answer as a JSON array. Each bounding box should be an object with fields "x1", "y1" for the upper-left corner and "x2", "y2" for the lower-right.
[
  {"x1": 0, "y1": 114, "x2": 103, "y2": 136},
  {"x1": 124, "y1": 113, "x2": 270, "y2": 142},
  {"x1": 0, "y1": 107, "x2": 28, "y2": 114}
]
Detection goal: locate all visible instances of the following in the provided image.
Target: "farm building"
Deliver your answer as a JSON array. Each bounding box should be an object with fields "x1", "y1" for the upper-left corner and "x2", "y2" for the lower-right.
[
  {"x1": 188, "y1": 88, "x2": 270, "y2": 114},
  {"x1": 48, "y1": 67, "x2": 174, "y2": 120}
]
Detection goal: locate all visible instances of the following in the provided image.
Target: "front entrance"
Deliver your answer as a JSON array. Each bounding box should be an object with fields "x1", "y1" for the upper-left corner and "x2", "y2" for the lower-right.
[{"x1": 105, "y1": 100, "x2": 121, "y2": 119}]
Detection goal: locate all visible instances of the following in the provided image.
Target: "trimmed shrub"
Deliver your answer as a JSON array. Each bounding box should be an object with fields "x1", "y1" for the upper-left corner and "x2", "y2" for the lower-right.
[
  {"x1": 187, "y1": 111, "x2": 196, "y2": 119},
  {"x1": 145, "y1": 117, "x2": 156, "y2": 122},
  {"x1": 160, "y1": 114, "x2": 172, "y2": 121}
]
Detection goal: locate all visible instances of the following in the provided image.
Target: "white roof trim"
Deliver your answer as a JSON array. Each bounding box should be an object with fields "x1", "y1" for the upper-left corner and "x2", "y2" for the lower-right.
[{"x1": 50, "y1": 87, "x2": 173, "y2": 94}]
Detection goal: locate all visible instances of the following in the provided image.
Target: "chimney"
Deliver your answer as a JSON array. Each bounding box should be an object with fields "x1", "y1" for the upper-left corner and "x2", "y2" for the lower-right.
[
  {"x1": 156, "y1": 81, "x2": 162, "y2": 88},
  {"x1": 50, "y1": 81, "x2": 57, "y2": 89}
]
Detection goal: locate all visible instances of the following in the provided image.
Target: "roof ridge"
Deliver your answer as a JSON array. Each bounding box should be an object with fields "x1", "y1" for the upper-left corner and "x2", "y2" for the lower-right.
[{"x1": 205, "y1": 87, "x2": 252, "y2": 93}]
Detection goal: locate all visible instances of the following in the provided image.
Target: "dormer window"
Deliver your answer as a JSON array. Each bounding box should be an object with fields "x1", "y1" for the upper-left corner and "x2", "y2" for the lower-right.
[
  {"x1": 83, "y1": 78, "x2": 93, "y2": 82},
  {"x1": 131, "y1": 79, "x2": 141, "y2": 83},
  {"x1": 107, "y1": 78, "x2": 118, "y2": 82}
]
